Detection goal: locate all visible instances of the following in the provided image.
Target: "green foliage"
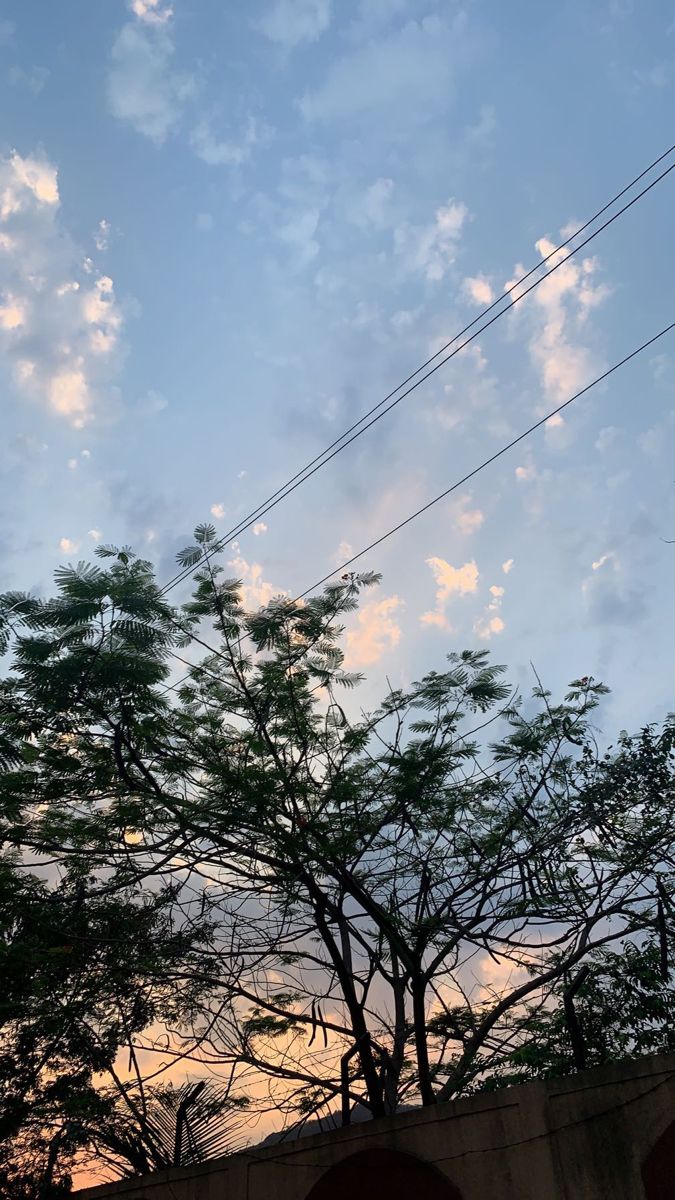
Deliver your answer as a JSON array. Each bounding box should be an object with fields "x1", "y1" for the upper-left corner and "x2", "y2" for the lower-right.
[
  {"x1": 477, "y1": 937, "x2": 675, "y2": 1091},
  {"x1": 0, "y1": 855, "x2": 214, "y2": 1189},
  {"x1": 1, "y1": 525, "x2": 674, "y2": 1179}
]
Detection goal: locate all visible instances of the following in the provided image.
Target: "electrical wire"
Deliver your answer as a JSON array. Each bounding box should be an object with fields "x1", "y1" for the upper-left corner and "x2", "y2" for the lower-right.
[
  {"x1": 294, "y1": 318, "x2": 675, "y2": 600},
  {"x1": 158, "y1": 142, "x2": 675, "y2": 599},
  {"x1": 158, "y1": 317, "x2": 675, "y2": 691}
]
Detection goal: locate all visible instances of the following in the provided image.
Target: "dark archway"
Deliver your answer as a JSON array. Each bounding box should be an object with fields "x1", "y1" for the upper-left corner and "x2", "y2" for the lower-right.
[
  {"x1": 305, "y1": 1148, "x2": 462, "y2": 1200},
  {"x1": 642, "y1": 1119, "x2": 675, "y2": 1199}
]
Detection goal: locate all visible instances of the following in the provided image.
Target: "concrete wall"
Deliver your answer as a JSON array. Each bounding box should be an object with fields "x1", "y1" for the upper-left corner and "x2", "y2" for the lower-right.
[{"x1": 76, "y1": 1052, "x2": 675, "y2": 1200}]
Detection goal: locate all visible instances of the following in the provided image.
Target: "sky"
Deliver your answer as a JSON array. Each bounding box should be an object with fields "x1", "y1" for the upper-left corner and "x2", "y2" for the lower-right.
[{"x1": 1, "y1": 0, "x2": 674, "y2": 737}]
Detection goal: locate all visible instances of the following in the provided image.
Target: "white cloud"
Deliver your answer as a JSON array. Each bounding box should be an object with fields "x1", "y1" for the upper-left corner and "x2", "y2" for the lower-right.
[
  {"x1": 8, "y1": 65, "x2": 50, "y2": 95},
  {"x1": 591, "y1": 552, "x2": 614, "y2": 571},
  {"x1": 345, "y1": 594, "x2": 403, "y2": 668},
  {"x1": 94, "y1": 219, "x2": 111, "y2": 252},
  {"x1": 505, "y1": 237, "x2": 609, "y2": 410},
  {"x1": 88, "y1": 529, "x2": 102, "y2": 541},
  {"x1": 0, "y1": 294, "x2": 25, "y2": 329},
  {"x1": 395, "y1": 198, "x2": 468, "y2": 282},
  {"x1": 258, "y1": 0, "x2": 331, "y2": 47},
  {"x1": 333, "y1": 539, "x2": 353, "y2": 566},
  {"x1": 227, "y1": 553, "x2": 286, "y2": 609},
  {"x1": 59, "y1": 537, "x2": 79, "y2": 553},
  {"x1": 191, "y1": 115, "x2": 262, "y2": 167},
  {"x1": 638, "y1": 427, "x2": 662, "y2": 458},
  {"x1": 138, "y1": 389, "x2": 167, "y2": 415},
  {"x1": 420, "y1": 609, "x2": 452, "y2": 631},
  {"x1": 390, "y1": 308, "x2": 419, "y2": 333},
  {"x1": 502, "y1": 558, "x2": 514, "y2": 574},
  {"x1": 474, "y1": 582, "x2": 506, "y2": 640},
  {"x1": 211, "y1": 503, "x2": 226, "y2": 519},
  {"x1": 255, "y1": 154, "x2": 329, "y2": 268},
  {"x1": 426, "y1": 557, "x2": 479, "y2": 600},
  {"x1": 515, "y1": 464, "x2": 536, "y2": 482},
  {"x1": 346, "y1": 0, "x2": 409, "y2": 39},
  {"x1": 0, "y1": 150, "x2": 124, "y2": 425},
  {"x1": 454, "y1": 504, "x2": 484, "y2": 536},
  {"x1": 299, "y1": 12, "x2": 467, "y2": 129},
  {"x1": 595, "y1": 425, "x2": 619, "y2": 454},
  {"x1": 253, "y1": 521, "x2": 268, "y2": 536},
  {"x1": 474, "y1": 615, "x2": 505, "y2": 639},
  {"x1": 107, "y1": 5, "x2": 193, "y2": 144},
  {"x1": 67, "y1": 457, "x2": 77, "y2": 470},
  {"x1": 581, "y1": 553, "x2": 644, "y2": 626},
  {"x1": 278, "y1": 206, "x2": 321, "y2": 264},
  {"x1": 421, "y1": 556, "x2": 478, "y2": 629},
  {"x1": 1, "y1": 150, "x2": 58, "y2": 212},
  {"x1": 352, "y1": 177, "x2": 394, "y2": 229},
  {"x1": 130, "y1": 0, "x2": 174, "y2": 23},
  {"x1": 0, "y1": 19, "x2": 15, "y2": 46},
  {"x1": 463, "y1": 274, "x2": 494, "y2": 306}
]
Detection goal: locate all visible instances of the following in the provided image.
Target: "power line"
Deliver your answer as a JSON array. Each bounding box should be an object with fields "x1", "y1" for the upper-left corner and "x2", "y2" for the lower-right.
[
  {"x1": 294, "y1": 319, "x2": 675, "y2": 599},
  {"x1": 158, "y1": 142, "x2": 675, "y2": 599},
  {"x1": 159, "y1": 318, "x2": 675, "y2": 693}
]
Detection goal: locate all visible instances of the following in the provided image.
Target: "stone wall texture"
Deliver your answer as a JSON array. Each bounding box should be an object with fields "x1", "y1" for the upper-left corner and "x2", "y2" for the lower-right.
[{"x1": 76, "y1": 1052, "x2": 675, "y2": 1200}]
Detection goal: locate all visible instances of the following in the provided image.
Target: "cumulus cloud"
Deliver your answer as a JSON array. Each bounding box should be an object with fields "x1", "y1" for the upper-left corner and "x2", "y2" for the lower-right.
[
  {"x1": 581, "y1": 554, "x2": 645, "y2": 626},
  {"x1": 94, "y1": 219, "x2": 111, "y2": 252},
  {"x1": 505, "y1": 237, "x2": 610, "y2": 412},
  {"x1": 299, "y1": 12, "x2": 467, "y2": 130},
  {"x1": 211, "y1": 503, "x2": 226, "y2": 519},
  {"x1": 502, "y1": 558, "x2": 514, "y2": 574},
  {"x1": 474, "y1": 581, "x2": 506, "y2": 640},
  {"x1": 0, "y1": 150, "x2": 124, "y2": 425},
  {"x1": 515, "y1": 463, "x2": 536, "y2": 482},
  {"x1": 131, "y1": 0, "x2": 174, "y2": 23},
  {"x1": 227, "y1": 553, "x2": 286, "y2": 609},
  {"x1": 88, "y1": 529, "x2": 102, "y2": 541},
  {"x1": 454, "y1": 499, "x2": 484, "y2": 536},
  {"x1": 253, "y1": 521, "x2": 268, "y2": 536},
  {"x1": 191, "y1": 115, "x2": 263, "y2": 167},
  {"x1": 419, "y1": 609, "x2": 451, "y2": 631},
  {"x1": 426, "y1": 557, "x2": 479, "y2": 600},
  {"x1": 345, "y1": 594, "x2": 403, "y2": 668},
  {"x1": 421, "y1": 556, "x2": 478, "y2": 629},
  {"x1": 595, "y1": 425, "x2": 620, "y2": 454},
  {"x1": 474, "y1": 616, "x2": 505, "y2": 639},
  {"x1": 8, "y1": 65, "x2": 50, "y2": 95},
  {"x1": 257, "y1": 154, "x2": 329, "y2": 267},
  {"x1": 463, "y1": 274, "x2": 494, "y2": 306},
  {"x1": 333, "y1": 539, "x2": 354, "y2": 566},
  {"x1": 258, "y1": 0, "x2": 331, "y2": 47},
  {"x1": 394, "y1": 198, "x2": 468, "y2": 282},
  {"x1": 138, "y1": 389, "x2": 167, "y2": 415},
  {"x1": 59, "y1": 537, "x2": 79, "y2": 553},
  {"x1": 351, "y1": 177, "x2": 394, "y2": 229},
  {"x1": 591, "y1": 552, "x2": 614, "y2": 571},
  {"x1": 107, "y1": 2, "x2": 193, "y2": 143}
]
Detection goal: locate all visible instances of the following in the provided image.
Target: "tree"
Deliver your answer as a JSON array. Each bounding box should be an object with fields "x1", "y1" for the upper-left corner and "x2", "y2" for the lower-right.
[
  {"x1": 0, "y1": 857, "x2": 215, "y2": 1196},
  {"x1": 477, "y1": 934, "x2": 675, "y2": 1091},
  {"x1": 0, "y1": 564, "x2": 220, "y2": 1194},
  {"x1": 1, "y1": 528, "x2": 674, "y2": 1169}
]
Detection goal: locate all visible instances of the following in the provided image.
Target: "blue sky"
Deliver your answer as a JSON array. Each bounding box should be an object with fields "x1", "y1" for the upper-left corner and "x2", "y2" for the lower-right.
[{"x1": 1, "y1": 0, "x2": 674, "y2": 732}]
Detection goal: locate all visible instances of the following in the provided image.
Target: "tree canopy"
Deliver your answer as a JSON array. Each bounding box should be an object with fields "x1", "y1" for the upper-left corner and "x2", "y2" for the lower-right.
[{"x1": 1, "y1": 528, "x2": 674, "y2": 1189}]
